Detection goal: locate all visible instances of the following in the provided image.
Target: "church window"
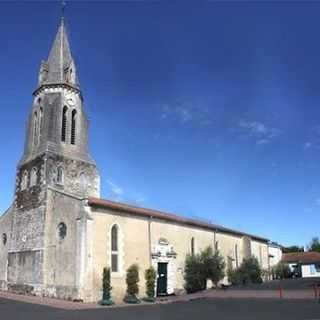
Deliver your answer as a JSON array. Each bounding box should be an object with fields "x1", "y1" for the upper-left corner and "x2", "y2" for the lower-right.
[
  {"x1": 2, "y1": 233, "x2": 7, "y2": 246},
  {"x1": 191, "y1": 237, "x2": 195, "y2": 255},
  {"x1": 111, "y1": 224, "x2": 119, "y2": 272},
  {"x1": 71, "y1": 109, "x2": 77, "y2": 145},
  {"x1": 33, "y1": 111, "x2": 38, "y2": 147},
  {"x1": 21, "y1": 170, "x2": 28, "y2": 191},
  {"x1": 215, "y1": 240, "x2": 219, "y2": 252},
  {"x1": 61, "y1": 106, "x2": 68, "y2": 142},
  {"x1": 57, "y1": 222, "x2": 67, "y2": 240},
  {"x1": 38, "y1": 107, "x2": 43, "y2": 145},
  {"x1": 57, "y1": 166, "x2": 64, "y2": 185},
  {"x1": 30, "y1": 167, "x2": 38, "y2": 187}
]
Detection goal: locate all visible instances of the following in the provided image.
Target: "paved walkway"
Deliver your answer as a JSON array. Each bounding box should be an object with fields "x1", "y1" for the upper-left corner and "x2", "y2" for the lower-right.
[{"x1": 0, "y1": 287, "x2": 317, "y2": 310}]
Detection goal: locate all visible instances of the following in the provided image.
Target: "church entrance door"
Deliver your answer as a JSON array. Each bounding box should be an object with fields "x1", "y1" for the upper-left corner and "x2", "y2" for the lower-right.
[{"x1": 157, "y1": 262, "x2": 168, "y2": 296}]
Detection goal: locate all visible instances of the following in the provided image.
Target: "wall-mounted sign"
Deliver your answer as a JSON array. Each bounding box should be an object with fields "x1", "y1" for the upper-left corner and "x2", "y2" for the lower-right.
[{"x1": 159, "y1": 237, "x2": 169, "y2": 245}]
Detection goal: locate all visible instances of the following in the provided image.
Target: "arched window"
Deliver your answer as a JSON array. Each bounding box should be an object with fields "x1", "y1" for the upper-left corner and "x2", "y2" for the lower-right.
[
  {"x1": 191, "y1": 237, "x2": 195, "y2": 256},
  {"x1": 61, "y1": 106, "x2": 68, "y2": 142},
  {"x1": 33, "y1": 111, "x2": 38, "y2": 146},
  {"x1": 38, "y1": 107, "x2": 43, "y2": 145},
  {"x1": 57, "y1": 222, "x2": 67, "y2": 240},
  {"x1": 21, "y1": 170, "x2": 28, "y2": 191},
  {"x1": 2, "y1": 233, "x2": 7, "y2": 246},
  {"x1": 111, "y1": 225, "x2": 119, "y2": 272},
  {"x1": 214, "y1": 240, "x2": 219, "y2": 252},
  {"x1": 57, "y1": 166, "x2": 64, "y2": 185},
  {"x1": 30, "y1": 167, "x2": 38, "y2": 187},
  {"x1": 71, "y1": 109, "x2": 77, "y2": 145}
]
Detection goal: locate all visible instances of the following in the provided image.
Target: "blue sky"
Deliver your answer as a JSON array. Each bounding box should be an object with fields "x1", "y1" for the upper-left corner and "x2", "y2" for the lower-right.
[{"x1": 0, "y1": 1, "x2": 319, "y2": 247}]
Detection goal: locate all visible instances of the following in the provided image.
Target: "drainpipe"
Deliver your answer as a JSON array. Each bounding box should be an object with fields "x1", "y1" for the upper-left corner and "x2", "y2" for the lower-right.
[{"x1": 148, "y1": 216, "x2": 152, "y2": 267}]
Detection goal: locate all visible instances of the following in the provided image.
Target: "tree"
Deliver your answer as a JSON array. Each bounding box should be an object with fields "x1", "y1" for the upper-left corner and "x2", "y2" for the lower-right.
[
  {"x1": 308, "y1": 237, "x2": 320, "y2": 253},
  {"x1": 124, "y1": 264, "x2": 140, "y2": 303},
  {"x1": 144, "y1": 266, "x2": 157, "y2": 302},
  {"x1": 184, "y1": 246, "x2": 226, "y2": 293},
  {"x1": 227, "y1": 257, "x2": 262, "y2": 285},
  {"x1": 282, "y1": 246, "x2": 304, "y2": 253},
  {"x1": 200, "y1": 246, "x2": 225, "y2": 287},
  {"x1": 100, "y1": 267, "x2": 113, "y2": 305},
  {"x1": 272, "y1": 262, "x2": 291, "y2": 279},
  {"x1": 184, "y1": 253, "x2": 206, "y2": 293}
]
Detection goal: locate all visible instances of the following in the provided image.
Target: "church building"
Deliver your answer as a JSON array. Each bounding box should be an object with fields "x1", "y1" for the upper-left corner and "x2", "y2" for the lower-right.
[{"x1": 0, "y1": 18, "x2": 270, "y2": 303}]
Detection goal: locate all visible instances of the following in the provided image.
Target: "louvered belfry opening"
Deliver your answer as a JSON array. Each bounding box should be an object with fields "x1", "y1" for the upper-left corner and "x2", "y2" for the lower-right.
[
  {"x1": 61, "y1": 106, "x2": 68, "y2": 142},
  {"x1": 71, "y1": 109, "x2": 76, "y2": 145}
]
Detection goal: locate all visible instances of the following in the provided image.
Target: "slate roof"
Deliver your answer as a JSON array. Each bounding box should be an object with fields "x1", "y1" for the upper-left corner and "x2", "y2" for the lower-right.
[
  {"x1": 88, "y1": 197, "x2": 269, "y2": 242},
  {"x1": 43, "y1": 18, "x2": 79, "y2": 86}
]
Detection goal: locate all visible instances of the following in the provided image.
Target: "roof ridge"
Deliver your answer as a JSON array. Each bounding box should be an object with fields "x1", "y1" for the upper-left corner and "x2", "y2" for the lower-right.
[{"x1": 88, "y1": 197, "x2": 269, "y2": 242}]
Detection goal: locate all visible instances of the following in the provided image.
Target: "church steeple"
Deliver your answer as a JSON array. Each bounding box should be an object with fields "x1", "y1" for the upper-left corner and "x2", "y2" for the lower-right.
[
  {"x1": 17, "y1": 16, "x2": 100, "y2": 199},
  {"x1": 38, "y1": 18, "x2": 79, "y2": 89}
]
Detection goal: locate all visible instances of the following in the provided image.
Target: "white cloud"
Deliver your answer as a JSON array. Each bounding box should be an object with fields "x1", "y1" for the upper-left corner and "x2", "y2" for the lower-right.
[
  {"x1": 107, "y1": 180, "x2": 124, "y2": 200},
  {"x1": 304, "y1": 141, "x2": 312, "y2": 149},
  {"x1": 315, "y1": 198, "x2": 320, "y2": 206},
  {"x1": 238, "y1": 120, "x2": 281, "y2": 145},
  {"x1": 106, "y1": 180, "x2": 145, "y2": 206},
  {"x1": 161, "y1": 102, "x2": 213, "y2": 126}
]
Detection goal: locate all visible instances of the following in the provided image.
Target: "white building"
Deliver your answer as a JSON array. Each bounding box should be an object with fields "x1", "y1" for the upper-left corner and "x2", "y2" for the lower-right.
[
  {"x1": 282, "y1": 252, "x2": 320, "y2": 278},
  {"x1": 268, "y1": 242, "x2": 282, "y2": 268}
]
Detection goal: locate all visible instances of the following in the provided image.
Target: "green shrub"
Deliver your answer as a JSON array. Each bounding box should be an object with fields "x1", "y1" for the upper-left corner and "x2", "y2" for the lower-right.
[
  {"x1": 144, "y1": 266, "x2": 156, "y2": 301},
  {"x1": 124, "y1": 264, "x2": 140, "y2": 303},
  {"x1": 200, "y1": 246, "x2": 225, "y2": 287},
  {"x1": 273, "y1": 262, "x2": 291, "y2": 279},
  {"x1": 228, "y1": 257, "x2": 262, "y2": 285},
  {"x1": 184, "y1": 253, "x2": 206, "y2": 293},
  {"x1": 100, "y1": 267, "x2": 113, "y2": 305},
  {"x1": 227, "y1": 268, "x2": 242, "y2": 285},
  {"x1": 184, "y1": 246, "x2": 226, "y2": 293}
]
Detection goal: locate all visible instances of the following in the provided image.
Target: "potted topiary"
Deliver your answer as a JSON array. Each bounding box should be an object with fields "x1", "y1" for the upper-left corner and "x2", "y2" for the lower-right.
[
  {"x1": 143, "y1": 266, "x2": 156, "y2": 302},
  {"x1": 100, "y1": 267, "x2": 113, "y2": 305},
  {"x1": 124, "y1": 264, "x2": 140, "y2": 304}
]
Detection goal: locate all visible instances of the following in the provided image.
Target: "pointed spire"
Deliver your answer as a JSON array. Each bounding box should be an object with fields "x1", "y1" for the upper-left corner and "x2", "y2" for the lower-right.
[{"x1": 38, "y1": 17, "x2": 79, "y2": 88}]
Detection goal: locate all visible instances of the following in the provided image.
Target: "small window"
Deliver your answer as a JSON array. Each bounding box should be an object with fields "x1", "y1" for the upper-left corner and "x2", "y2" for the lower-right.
[
  {"x1": 57, "y1": 166, "x2": 64, "y2": 185},
  {"x1": 2, "y1": 233, "x2": 7, "y2": 246},
  {"x1": 214, "y1": 240, "x2": 219, "y2": 252},
  {"x1": 30, "y1": 167, "x2": 38, "y2": 187},
  {"x1": 38, "y1": 107, "x2": 43, "y2": 144},
  {"x1": 21, "y1": 170, "x2": 28, "y2": 191},
  {"x1": 57, "y1": 222, "x2": 67, "y2": 240},
  {"x1": 33, "y1": 111, "x2": 38, "y2": 146},
  {"x1": 191, "y1": 237, "x2": 195, "y2": 256},
  {"x1": 111, "y1": 225, "x2": 119, "y2": 272}
]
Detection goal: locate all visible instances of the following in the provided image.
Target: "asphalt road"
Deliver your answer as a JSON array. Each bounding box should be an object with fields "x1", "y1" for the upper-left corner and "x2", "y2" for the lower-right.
[{"x1": 1, "y1": 298, "x2": 320, "y2": 320}]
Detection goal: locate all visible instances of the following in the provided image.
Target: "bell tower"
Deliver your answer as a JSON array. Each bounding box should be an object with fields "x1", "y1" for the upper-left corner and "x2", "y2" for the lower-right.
[
  {"x1": 16, "y1": 17, "x2": 100, "y2": 204},
  {"x1": 7, "y1": 17, "x2": 100, "y2": 297}
]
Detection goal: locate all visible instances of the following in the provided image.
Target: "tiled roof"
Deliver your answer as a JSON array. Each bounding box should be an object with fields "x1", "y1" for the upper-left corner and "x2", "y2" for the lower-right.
[
  {"x1": 87, "y1": 197, "x2": 269, "y2": 242},
  {"x1": 282, "y1": 252, "x2": 320, "y2": 264}
]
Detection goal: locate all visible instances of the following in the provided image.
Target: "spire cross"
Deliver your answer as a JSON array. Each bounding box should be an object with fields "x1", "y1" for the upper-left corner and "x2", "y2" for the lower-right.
[{"x1": 61, "y1": 1, "x2": 66, "y2": 20}]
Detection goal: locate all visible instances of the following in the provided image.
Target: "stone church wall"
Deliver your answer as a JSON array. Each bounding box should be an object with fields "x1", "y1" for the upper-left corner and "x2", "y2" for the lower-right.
[
  {"x1": 88, "y1": 206, "x2": 269, "y2": 303},
  {"x1": 90, "y1": 207, "x2": 150, "y2": 303},
  {"x1": 0, "y1": 206, "x2": 14, "y2": 290},
  {"x1": 43, "y1": 189, "x2": 82, "y2": 300}
]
